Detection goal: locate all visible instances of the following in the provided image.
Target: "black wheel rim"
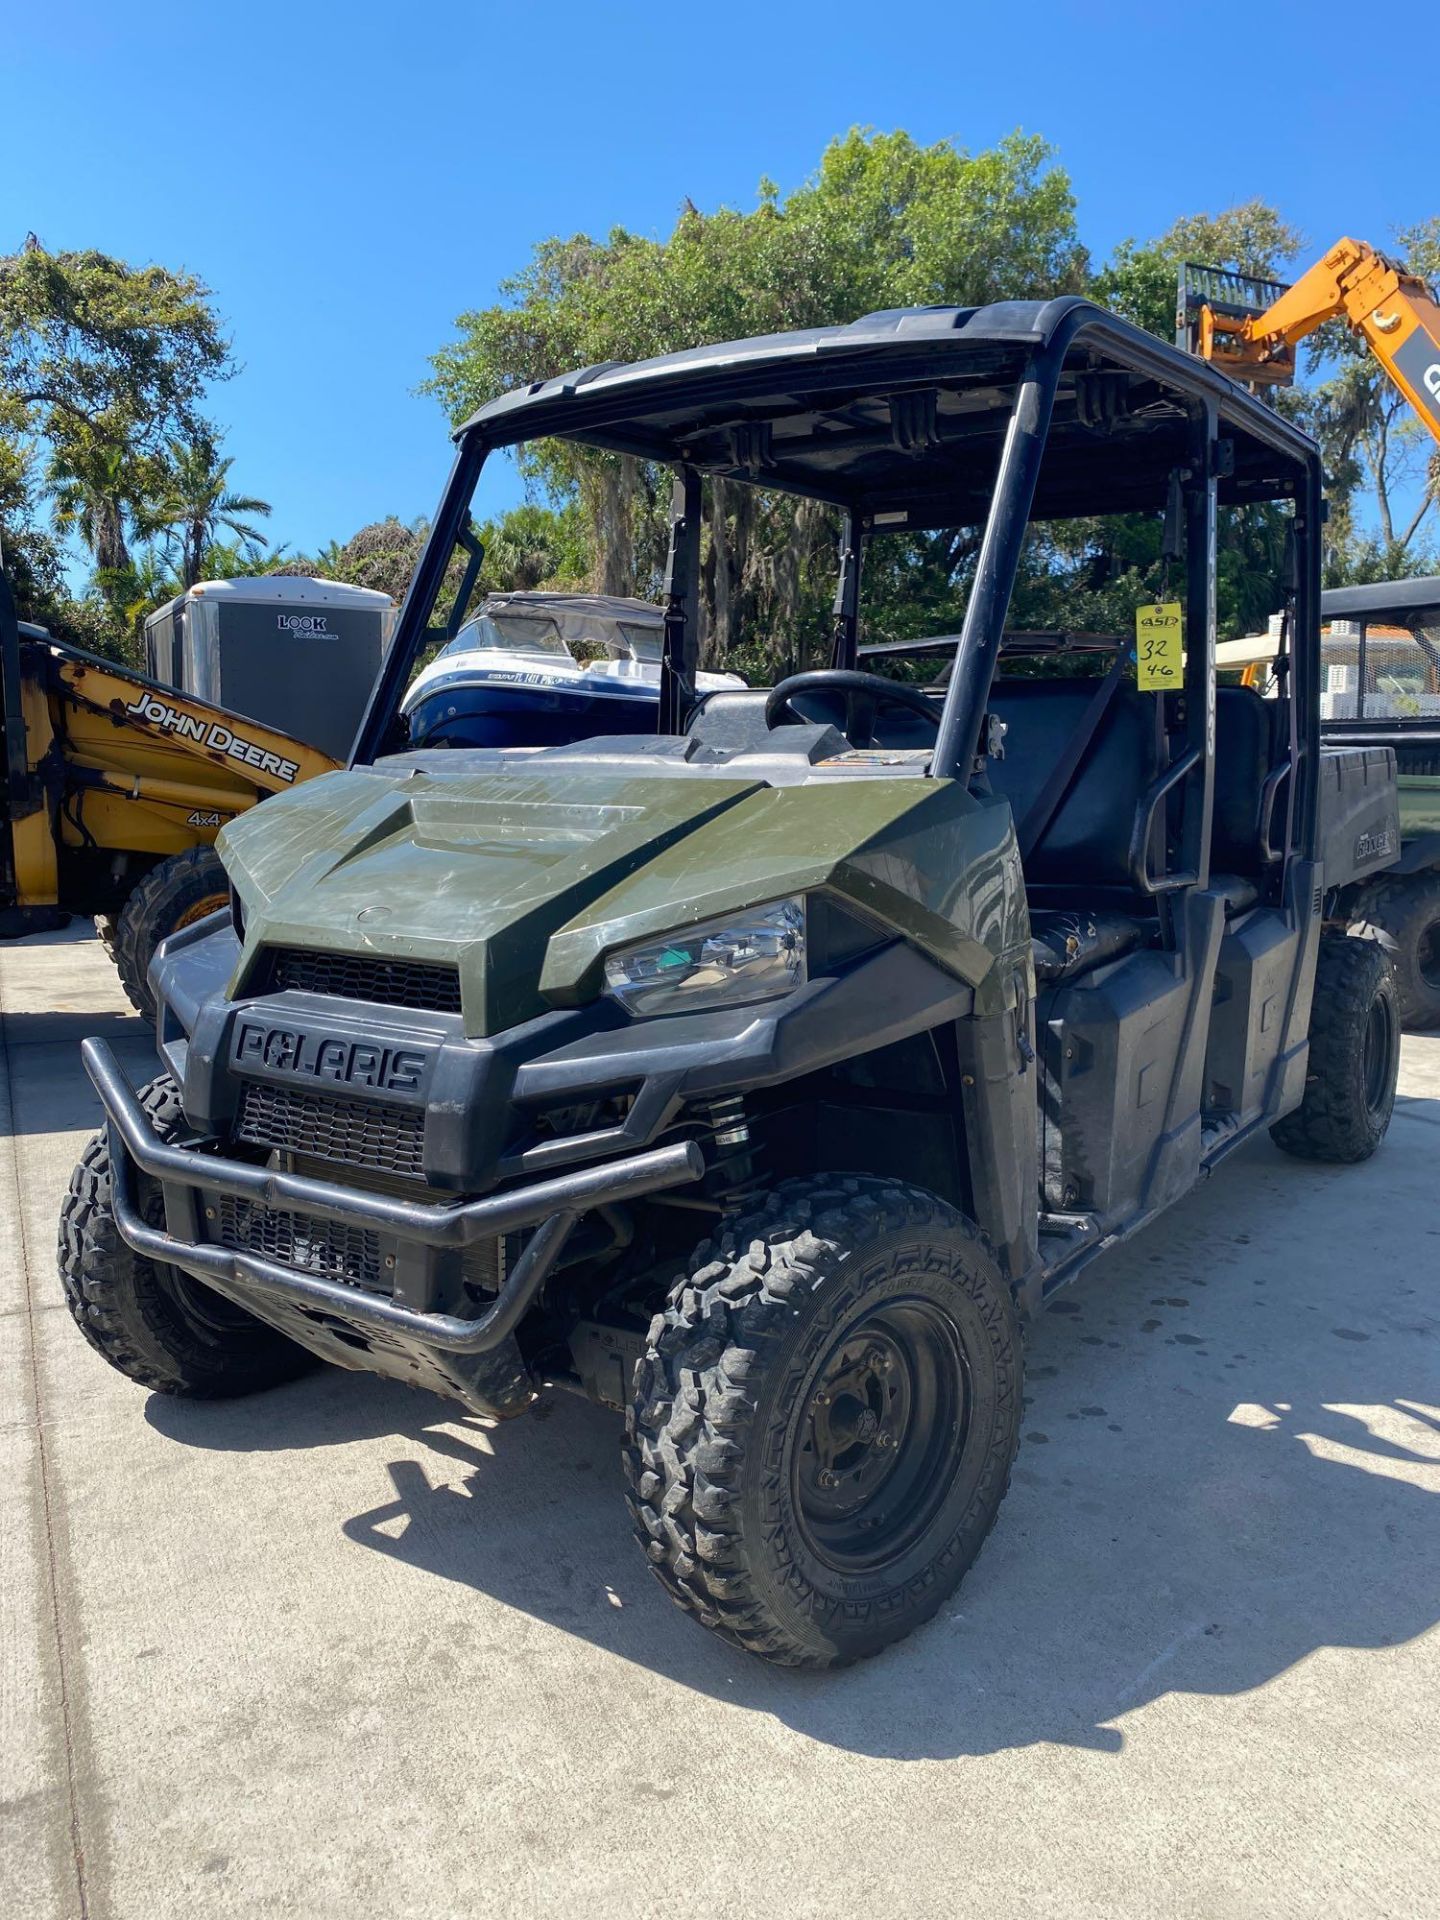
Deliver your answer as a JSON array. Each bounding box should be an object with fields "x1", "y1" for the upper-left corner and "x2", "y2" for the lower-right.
[
  {"x1": 139, "y1": 1184, "x2": 258, "y2": 1336},
  {"x1": 1419, "y1": 920, "x2": 1440, "y2": 993},
  {"x1": 165, "y1": 1266, "x2": 260, "y2": 1336},
  {"x1": 1362, "y1": 992, "x2": 1395, "y2": 1114},
  {"x1": 792, "y1": 1298, "x2": 970, "y2": 1575}
]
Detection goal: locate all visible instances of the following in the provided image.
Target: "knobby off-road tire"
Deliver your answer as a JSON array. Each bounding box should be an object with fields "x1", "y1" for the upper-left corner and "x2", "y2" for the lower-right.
[
  {"x1": 110, "y1": 845, "x2": 229, "y2": 1022},
  {"x1": 58, "y1": 1074, "x2": 316, "y2": 1396},
  {"x1": 1353, "y1": 872, "x2": 1440, "y2": 1030},
  {"x1": 1271, "y1": 934, "x2": 1400, "y2": 1164},
  {"x1": 625, "y1": 1176, "x2": 1023, "y2": 1669}
]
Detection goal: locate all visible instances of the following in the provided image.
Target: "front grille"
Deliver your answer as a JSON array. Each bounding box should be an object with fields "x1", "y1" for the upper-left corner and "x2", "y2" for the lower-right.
[
  {"x1": 256, "y1": 947, "x2": 462, "y2": 1014},
  {"x1": 218, "y1": 1195, "x2": 383, "y2": 1289},
  {"x1": 237, "y1": 1082, "x2": 425, "y2": 1179},
  {"x1": 216, "y1": 1194, "x2": 506, "y2": 1300}
]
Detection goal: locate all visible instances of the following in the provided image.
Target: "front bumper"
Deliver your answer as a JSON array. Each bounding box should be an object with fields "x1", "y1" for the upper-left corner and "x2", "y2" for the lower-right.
[{"x1": 84, "y1": 1037, "x2": 704, "y2": 1368}]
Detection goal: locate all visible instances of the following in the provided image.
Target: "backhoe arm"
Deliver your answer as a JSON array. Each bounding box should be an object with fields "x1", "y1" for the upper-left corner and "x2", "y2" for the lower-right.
[{"x1": 1187, "y1": 238, "x2": 1440, "y2": 444}]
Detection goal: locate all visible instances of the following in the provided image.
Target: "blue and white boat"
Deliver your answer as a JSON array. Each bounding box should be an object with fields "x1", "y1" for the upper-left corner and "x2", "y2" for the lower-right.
[{"x1": 402, "y1": 592, "x2": 744, "y2": 748}]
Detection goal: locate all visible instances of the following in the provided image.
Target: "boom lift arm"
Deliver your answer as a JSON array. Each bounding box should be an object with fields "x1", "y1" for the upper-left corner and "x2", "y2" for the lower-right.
[{"x1": 1179, "y1": 239, "x2": 1440, "y2": 443}]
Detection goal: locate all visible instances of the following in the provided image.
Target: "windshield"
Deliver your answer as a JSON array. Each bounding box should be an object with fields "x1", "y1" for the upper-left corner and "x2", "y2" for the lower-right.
[
  {"x1": 444, "y1": 612, "x2": 569, "y2": 658},
  {"x1": 618, "y1": 621, "x2": 662, "y2": 662},
  {"x1": 441, "y1": 608, "x2": 666, "y2": 666}
]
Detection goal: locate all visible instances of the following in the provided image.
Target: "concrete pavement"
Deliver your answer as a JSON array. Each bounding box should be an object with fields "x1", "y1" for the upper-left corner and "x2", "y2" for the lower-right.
[{"x1": 4, "y1": 925, "x2": 1438, "y2": 1918}]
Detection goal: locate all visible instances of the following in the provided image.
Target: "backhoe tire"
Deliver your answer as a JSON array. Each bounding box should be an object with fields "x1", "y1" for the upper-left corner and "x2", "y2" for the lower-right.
[
  {"x1": 1271, "y1": 935, "x2": 1400, "y2": 1164},
  {"x1": 625, "y1": 1175, "x2": 1022, "y2": 1670},
  {"x1": 58, "y1": 1074, "x2": 317, "y2": 1397},
  {"x1": 1352, "y1": 872, "x2": 1440, "y2": 1030},
  {"x1": 110, "y1": 846, "x2": 228, "y2": 1022}
]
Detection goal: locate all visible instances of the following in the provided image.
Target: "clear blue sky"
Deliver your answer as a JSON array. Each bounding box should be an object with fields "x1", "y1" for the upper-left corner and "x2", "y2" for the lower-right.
[{"x1": 4, "y1": 0, "x2": 1422, "y2": 567}]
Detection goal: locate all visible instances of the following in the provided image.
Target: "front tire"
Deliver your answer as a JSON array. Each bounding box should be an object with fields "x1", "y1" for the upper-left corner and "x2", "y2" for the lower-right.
[
  {"x1": 58, "y1": 1075, "x2": 317, "y2": 1396},
  {"x1": 625, "y1": 1176, "x2": 1022, "y2": 1669},
  {"x1": 110, "y1": 845, "x2": 229, "y2": 1022},
  {"x1": 1271, "y1": 934, "x2": 1400, "y2": 1163}
]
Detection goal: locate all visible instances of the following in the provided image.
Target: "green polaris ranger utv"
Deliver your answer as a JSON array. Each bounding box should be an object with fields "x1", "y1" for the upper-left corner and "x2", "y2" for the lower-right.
[{"x1": 60, "y1": 300, "x2": 1403, "y2": 1669}]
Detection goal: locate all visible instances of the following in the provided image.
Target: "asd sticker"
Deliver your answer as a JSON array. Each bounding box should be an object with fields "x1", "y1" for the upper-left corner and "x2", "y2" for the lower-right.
[{"x1": 1135, "y1": 603, "x2": 1182, "y2": 691}]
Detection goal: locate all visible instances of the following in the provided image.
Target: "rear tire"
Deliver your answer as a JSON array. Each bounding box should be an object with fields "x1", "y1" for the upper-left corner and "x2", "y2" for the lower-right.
[
  {"x1": 1353, "y1": 872, "x2": 1440, "y2": 1030},
  {"x1": 1271, "y1": 935, "x2": 1400, "y2": 1164},
  {"x1": 110, "y1": 846, "x2": 228, "y2": 1022},
  {"x1": 58, "y1": 1074, "x2": 317, "y2": 1397},
  {"x1": 625, "y1": 1176, "x2": 1022, "y2": 1669}
]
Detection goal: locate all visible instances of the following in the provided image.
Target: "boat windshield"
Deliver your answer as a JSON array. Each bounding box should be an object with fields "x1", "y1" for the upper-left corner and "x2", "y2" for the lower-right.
[
  {"x1": 616, "y1": 622, "x2": 662, "y2": 662},
  {"x1": 446, "y1": 612, "x2": 570, "y2": 658},
  {"x1": 442, "y1": 608, "x2": 666, "y2": 666}
]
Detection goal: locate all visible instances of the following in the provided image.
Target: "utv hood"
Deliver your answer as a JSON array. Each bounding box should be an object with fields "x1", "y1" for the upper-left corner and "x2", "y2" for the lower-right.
[{"x1": 219, "y1": 759, "x2": 1025, "y2": 1034}]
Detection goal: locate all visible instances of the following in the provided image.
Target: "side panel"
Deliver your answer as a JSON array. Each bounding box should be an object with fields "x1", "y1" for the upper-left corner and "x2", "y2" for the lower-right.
[
  {"x1": 1037, "y1": 951, "x2": 1193, "y2": 1223},
  {"x1": 1268, "y1": 858, "x2": 1324, "y2": 1121},
  {"x1": 955, "y1": 991, "x2": 1038, "y2": 1283},
  {"x1": 1317, "y1": 744, "x2": 1401, "y2": 889},
  {"x1": 1203, "y1": 908, "x2": 1303, "y2": 1128}
]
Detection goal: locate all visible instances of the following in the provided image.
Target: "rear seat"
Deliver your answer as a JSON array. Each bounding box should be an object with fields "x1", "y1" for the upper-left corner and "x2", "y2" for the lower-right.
[
  {"x1": 987, "y1": 679, "x2": 1277, "y2": 983},
  {"x1": 986, "y1": 679, "x2": 1156, "y2": 890},
  {"x1": 984, "y1": 679, "x2": 1160, "y2": 984}
]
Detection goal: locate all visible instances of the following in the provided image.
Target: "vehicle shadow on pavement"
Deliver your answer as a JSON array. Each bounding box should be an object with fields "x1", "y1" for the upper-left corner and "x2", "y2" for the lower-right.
[
  {"x1": 146, "y1": 1120, "x2": 1440, "y2": 1760},
  {"x1": 1, "y1": 1016, "x2": 152, "y2": 1135}
]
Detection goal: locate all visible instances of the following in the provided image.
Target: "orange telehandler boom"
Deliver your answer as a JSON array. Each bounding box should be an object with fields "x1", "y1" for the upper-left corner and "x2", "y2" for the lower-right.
[{"x1": 1178, "y1": 238, "x2": 1440, "y2": 444}]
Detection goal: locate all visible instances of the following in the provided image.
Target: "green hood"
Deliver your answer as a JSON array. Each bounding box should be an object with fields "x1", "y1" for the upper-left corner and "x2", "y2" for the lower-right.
[{"x1": 220, "y1": 761, "x2": 1026, "y2": 1034}]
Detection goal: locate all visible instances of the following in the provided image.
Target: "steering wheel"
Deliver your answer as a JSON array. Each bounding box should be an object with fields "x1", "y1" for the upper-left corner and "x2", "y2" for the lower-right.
[{"x1": 764, "y1": 670, "x2": 940, "y2": 748}]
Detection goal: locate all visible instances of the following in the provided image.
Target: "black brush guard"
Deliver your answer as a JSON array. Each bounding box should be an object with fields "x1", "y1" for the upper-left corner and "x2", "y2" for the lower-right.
[{"x1": 83, "y1": 1037, "x2": 704, "y2": 1357}]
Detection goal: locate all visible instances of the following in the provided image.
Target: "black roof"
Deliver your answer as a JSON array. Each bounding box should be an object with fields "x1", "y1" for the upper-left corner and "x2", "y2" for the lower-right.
[
  {"x1": 460, "y1": 298, "x2": 1318, "y2": 526},
  {"x1": 1321, "y1": 576, "x2": 1440, "y2": 619}
]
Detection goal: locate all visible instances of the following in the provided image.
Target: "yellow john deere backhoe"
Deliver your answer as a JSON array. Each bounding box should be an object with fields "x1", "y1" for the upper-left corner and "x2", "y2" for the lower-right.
[{"x1": 1, "y1": 569, "x2": 338, "y2": 1018}]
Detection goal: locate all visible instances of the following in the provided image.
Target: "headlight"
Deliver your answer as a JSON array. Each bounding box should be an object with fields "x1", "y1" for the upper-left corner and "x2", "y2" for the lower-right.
[{"x1": 603, "y1": 897, "x2": 806, "y2": 1018}]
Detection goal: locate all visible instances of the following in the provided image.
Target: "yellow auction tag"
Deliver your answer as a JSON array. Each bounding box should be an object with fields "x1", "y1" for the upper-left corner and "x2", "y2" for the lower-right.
[{"x1": 1135, "y1": 602, "x2": 1183, "y2": 690}]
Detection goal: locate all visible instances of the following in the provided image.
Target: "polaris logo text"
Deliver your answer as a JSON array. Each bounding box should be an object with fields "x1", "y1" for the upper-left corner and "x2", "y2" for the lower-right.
[
  {"x1": 235, "y1": 1022, "x2": 427, "y2": 1093},
  {"x1": 276, "y1": 613, "x2": 329, "y2": 634},
  {"x1": 123, "y1": 693, "x2": 300, "y2": 782},
  {"x1": 1355, "y1": 827, "x2": 1394, "y2": 861}
]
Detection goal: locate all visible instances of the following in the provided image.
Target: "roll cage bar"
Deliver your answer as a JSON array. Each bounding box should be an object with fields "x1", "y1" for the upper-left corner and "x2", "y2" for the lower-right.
[{"x1": 351, "y1": 297, "x2": 1323, "y2": 875}]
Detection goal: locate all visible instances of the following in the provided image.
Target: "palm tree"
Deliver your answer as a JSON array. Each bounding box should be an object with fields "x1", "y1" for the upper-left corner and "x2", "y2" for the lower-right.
[
  {"x1": 148, "y1": 432, "x2": 272, "y2": 588},
  {"x1": 48, "y1": 435, "x2": 137, "y2": 576}
]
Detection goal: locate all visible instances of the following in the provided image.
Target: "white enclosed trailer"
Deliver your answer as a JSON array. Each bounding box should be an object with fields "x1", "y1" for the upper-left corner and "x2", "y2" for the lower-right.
[{"x1": 144, "y1": 576, "x2": 395, "y2": 760}]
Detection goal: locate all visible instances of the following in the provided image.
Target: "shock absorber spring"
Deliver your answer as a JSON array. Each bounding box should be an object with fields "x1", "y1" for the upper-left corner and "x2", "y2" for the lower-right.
[{"x1": 693, "y1": 1093, "x2": 765, "y2": 1210}]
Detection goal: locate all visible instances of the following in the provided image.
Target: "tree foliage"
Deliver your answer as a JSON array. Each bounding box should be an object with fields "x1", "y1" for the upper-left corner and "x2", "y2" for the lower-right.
[
  {"x1": 426, "y1": 129, "x2": 1089, "y2": 672},
  {"x1": 0, "y1": 239, "x2": 227, "y2": 450},
  {"x1": 311, "y1": 500, "x2": 589, "y2": 626},
  {"x1": 141, "y1": 430, "x2": 271, "y2": 588},
  {"x1": 0, "y1": 236, "x2": 243, "y2": 657},
  {"x1": 1090, "y1": 200, "x2": 1304, "y2": 339},
  {"x1": 427, "y1": 157, "x2": 1440, "y2": 657},
  {"x1": 7, "y1": 150, "x2": 1439, "y2": 683}
]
